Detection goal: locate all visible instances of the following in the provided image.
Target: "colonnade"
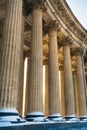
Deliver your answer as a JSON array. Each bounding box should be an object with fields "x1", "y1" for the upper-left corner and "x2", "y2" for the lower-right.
[{"x1": 0, "y1": 0, "x2": 87, "y2": 121}]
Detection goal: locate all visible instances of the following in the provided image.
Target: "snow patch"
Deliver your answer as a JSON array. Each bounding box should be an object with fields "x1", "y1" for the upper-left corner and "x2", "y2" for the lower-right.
[
  {"x1": 0, "y1": 108, "x2": 18, "y2": 113},
  {"x1": 49, "y1": 113, "x2": 62, "y2": 117},
  {"x1": 27, "y1": 112, "x2": 44, "y2": 116}
]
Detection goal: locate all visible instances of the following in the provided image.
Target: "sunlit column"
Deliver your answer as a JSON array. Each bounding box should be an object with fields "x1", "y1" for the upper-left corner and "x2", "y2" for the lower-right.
[
  {"x1": 73, "y1": 71, "x2": 79, "y2": 116},
  {"x1": 48, "y1": 21, "x2": 60, "y2": 115},
  {"x1": 75, "y1": 47, "x2": 87, "y2": 116},
  {"x1": 27, "y1": 1, "x2": 45, "y2": 114},
  {"x1": 0, "y1": 0, "x2": 22, "y2": 109},
  {"x1": 61, "y1": 37, "x2": 75, "y2": 116},
  {"x1": 25, "y1": 58, "x2": 29, "y2": 116},
  {"x1": 60, "y1": 68, "x2": 65, "y2": 116},
  {"x1": 44, "y1": 65, "x2": 49, "y2": 116},
  {"x1": 0, "y1": 0, "x2": 23, "y2": 122},
  {"x1": 17, "y1": 15, "x2": 25, "y2": 116}
]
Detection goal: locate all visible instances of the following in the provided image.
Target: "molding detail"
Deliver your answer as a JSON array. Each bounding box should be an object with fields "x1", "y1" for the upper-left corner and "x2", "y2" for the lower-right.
[{"x1": 50, "y1": 0, "x2": 87, "y2": 43}]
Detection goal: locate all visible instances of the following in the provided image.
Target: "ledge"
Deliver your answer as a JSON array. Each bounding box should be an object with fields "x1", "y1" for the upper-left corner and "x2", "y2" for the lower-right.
[{"x1": 0, "y1": 121, "x2": 87, "y2": 130}]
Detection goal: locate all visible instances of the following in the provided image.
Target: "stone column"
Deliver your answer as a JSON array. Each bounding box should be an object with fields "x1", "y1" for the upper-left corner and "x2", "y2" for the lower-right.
[
  {"x1": 44, "y1": 65, "x2": 49, "y2": 116},
  {"x1": 60, "y1": 69, "x2": 65, "y2": 116},
  {"x1": 62, "y1": 37, "x2": 75, "y2": 116},
  {"x1": 82, "y1": 56, "x2": 87, "y2": 99},
  {"x1": 17, "y1": 54, "x2": 24, "y2": 116},
  {"x1": 0, "y1": 0, "x2": 23, "y2": 121},
  {"x1": 17, "y1": 15, "x2": 25, "y2": 116},
  {"x1": 75, "y1": 47, "x2": 87, "y2": 116},
  {"x1": 73, "y1": 71, "x2": 79, "y2": 116},
  {"x1": 48, "y1": 21, "x2": 60, "y2": 115},
  {"x1": 27, "y1": 1, "x2": 45, "y2": 115}
]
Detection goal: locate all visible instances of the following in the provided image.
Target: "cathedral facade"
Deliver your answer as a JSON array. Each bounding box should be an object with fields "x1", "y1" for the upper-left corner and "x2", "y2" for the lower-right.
[{"x1": 0, "y1": 0, "x2": 87, "y2": 125}]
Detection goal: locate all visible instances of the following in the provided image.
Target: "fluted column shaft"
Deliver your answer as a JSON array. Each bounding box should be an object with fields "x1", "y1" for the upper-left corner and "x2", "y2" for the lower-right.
[
  {"x1": 17, "y1": 15, "x2": 25, "y2": 115},
  {"x1": 76, "y1": 51, "x2": 87, "y2": 116},
  {"x1": 44, "y1": 65, "x2": 49, "y2": 116},
  {"x1": 63, "y1": 38, "x2": 75, "y2": 115},
  {"x1": 0, "y1": 0, "x2": 22, "y2": 108},
  {"x1": 60, "y1": 70, "x2": 65, "y2": 116},
  {"x1": 73, "y1": 72, "x2": 79, "y2": 116},
  {"x1": 48, "y1": 24, "x2": 60, "y2": 115},
  {"x1": 28, "y1": 8, "x2": 43, "y2": 112}
]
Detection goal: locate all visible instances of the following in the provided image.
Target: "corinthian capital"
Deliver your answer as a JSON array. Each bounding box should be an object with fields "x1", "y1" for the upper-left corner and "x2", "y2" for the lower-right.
[
  {"x1": 23, "y1": 0, "x2": 46, "y2": 16},
  {"x1": 59, "y1": 36, "x2": 72, "y2": 47},
  {"x1": 74, "y1": 47, "x2": 85, "y2": 56},
  {"x1": 48, "y1": 20, "x2": 60, "y2": 32},
  {"x1": 31, "y1": 0, "x2": 46, "y2": 11}
]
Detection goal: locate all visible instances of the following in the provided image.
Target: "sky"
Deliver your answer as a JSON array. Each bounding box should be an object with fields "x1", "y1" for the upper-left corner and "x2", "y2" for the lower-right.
[{"x1": 66, "y1": 0, "x2": 87, "y2": 29}]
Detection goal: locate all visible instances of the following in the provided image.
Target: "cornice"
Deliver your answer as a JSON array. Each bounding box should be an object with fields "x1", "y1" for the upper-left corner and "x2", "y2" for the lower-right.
[
  {"x1": 61, "y1": 0, "x2": 86, "y2": 33},
  {"x1": 49, "y1": 0, "x2": 87, "y2": 46},
  {"x1": 55, "y1": 0, "x2": 86, "y2": 35},
  {"x1": 0, "y1": 0, "x2": 87, "y2": 49}
]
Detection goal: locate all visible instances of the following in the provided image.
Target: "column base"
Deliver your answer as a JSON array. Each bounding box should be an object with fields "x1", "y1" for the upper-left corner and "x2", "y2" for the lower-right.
[
  {"x1": 79, "y1": 116, "x2": 87, "y2": 121},
  {"x1": 63, "y1": 114, "x2": 79, "y2": 122},
  {"x1": 26, "y1": 112, "x2": 48, "y2": 122},
  {"x1": 47, "y1": 113, "x2": 64, "y2": 121},
  {"x1": 0, "y1": 108, "x2": 25, "y2": 123}
]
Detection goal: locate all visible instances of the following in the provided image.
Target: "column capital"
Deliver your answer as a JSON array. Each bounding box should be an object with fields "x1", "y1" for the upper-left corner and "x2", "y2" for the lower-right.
[
  {"x1": 60, "y1": 36, "x2": 72, "y2": 47},
  {"x1": 23, "y1": 0, "x2": 31, "y2": 16},
  {"x1": 74, "y1": 47, "x2": 85, "y2": 56},
  {"x1": 48, "y1": 20, "x2": 60, "y2": 32},
  {"x1": 31, "y1": 0, "x2": 46, "y2": 11},
  {"x1": 23, "y1": 0, "x2": 46, "y2": 16}
]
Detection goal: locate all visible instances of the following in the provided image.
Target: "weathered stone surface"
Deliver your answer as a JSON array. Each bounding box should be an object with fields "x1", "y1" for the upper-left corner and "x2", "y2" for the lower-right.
[
  {"x1": 60, "y1": 71, "x2": 65, "y2": 116},
  {"x1": 0, "y1": 0, "x2": 22, "y2": 108},
  {"x1": 44, "y1": 65, "x2": 49, "y2": 116},
  {"x1": 28, "y1": 8, "x2": 43, "y2": 113},
  {"x1": 76, "y1": 53, "x2": 87, "y2": 116},
  {"x1": 63, "y1": 43, "x2": 75, "y2": 115},
  {"x1": 48, "y1": 29, "x2": 60, "y2": 115}
]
